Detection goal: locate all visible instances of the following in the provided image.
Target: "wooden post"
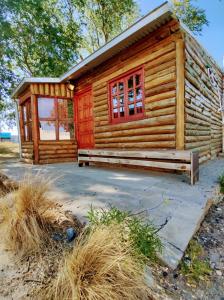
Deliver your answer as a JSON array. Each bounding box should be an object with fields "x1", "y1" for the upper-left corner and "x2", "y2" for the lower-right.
[
  {"x1": 176, "y1": 38, "x2": 185, "y2": 150},
  {"x1": 18, "y1": 103, "x2": 25, "y2": 143},
  {"x1": 190, "y1": 151, "x2": 199, "y2": 185},
  {"x1": 31, "y1": 95, "x2": 39, "y2": 164}
]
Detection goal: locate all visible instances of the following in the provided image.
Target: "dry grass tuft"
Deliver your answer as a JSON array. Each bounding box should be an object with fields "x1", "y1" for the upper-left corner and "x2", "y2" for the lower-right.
[
  {"x1": 0, "y1": 174, "x2": 59, "y2": 258},
  {"x1": 49, "y1": 225, "x2": 152, "y2": 300}
]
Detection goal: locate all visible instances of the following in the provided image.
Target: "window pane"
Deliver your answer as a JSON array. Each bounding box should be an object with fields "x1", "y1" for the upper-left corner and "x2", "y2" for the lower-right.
[
  {"x1": 120, "y1": 107, "x2": 125, "y2": 117},
  {"x1": 129, "y1": 104, "x2": 135, "y2": 115},
  {"x1": 113, "y1": 108, "x2": 118, "y2": 118},
  {"x1": 24, "y1": 125, "x2": 28, "y2": 141},
  {"x1": 136, "y1": 87, "x2": 143, "y2": 100},
  {"x1": 128, "y1": 76, "x2": 133, "y2": 89},
  {"x1": 120, "y1": 94, "x2": 124, "y2": 105},
  {"x1": 136, "y1": 102, "x2": 143, "y2": 114},
  {"x1": 59, "y1": 121, "x2": 74, "y2": 140},
  {"x1": 28, "y1": 123, "x2": 32, "y2": 141},
  {"x1": 58, "y1": 99, "x2": 74, "y2": 119},
  {"x1": 38, "y1": 98, "x2": 55, "y2": 118},
  {"x1": 23, "y1": 106, "x2": 27, "y2": 122},
  {"x1": 135, "y1": 74, "x2": 141, "y2": 86},
  {"x1": 128, "y1": 90, "x2": 134, "y2": 102},
  {"x1": 113, "y1": 97, "x2": 118, "y2": 107},
  {"x1": 118, "y1": 82, "x2": 124, "y2": 92},
  {"x1": 39, "y1": 121, "x2": 56, "y2": 140},
  {"x1": 112, "y1": 84, "x2": 117, "y2": 95}
]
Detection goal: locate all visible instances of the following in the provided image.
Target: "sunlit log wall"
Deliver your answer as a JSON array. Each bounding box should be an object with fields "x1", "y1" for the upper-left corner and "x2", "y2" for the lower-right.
[
  {"x1": 75, "y1": 20, "x2": 181, "y2": 150},
  {"x1": 184, "y1": 34, "x2": 223, "y2": 163}
]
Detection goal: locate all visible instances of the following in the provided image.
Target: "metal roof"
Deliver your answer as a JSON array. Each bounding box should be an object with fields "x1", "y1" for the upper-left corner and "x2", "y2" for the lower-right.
[
  {"x1": 12, "y1": 1, "x2": 174, "y2": 98},
  {"x1": 11, "y1": 1, "x2": 223, "y2": 99}
]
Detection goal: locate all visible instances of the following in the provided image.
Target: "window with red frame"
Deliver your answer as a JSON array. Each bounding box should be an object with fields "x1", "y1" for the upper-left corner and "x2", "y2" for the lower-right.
[
  {"x1": 38, "y1": 97, "x2": 74, "y2": 141},
  {"x1": 21, "y1": 99, "x2": 32, "y2": 142},
  {"x1": 109, "y1": 68, "x2": 144, "y2": 123}
]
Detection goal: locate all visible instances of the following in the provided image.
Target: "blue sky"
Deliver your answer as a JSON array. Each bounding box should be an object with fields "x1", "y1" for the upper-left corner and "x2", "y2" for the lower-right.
[{"x1": 138, "y1": 0, "x2": 224, "y2": 68}]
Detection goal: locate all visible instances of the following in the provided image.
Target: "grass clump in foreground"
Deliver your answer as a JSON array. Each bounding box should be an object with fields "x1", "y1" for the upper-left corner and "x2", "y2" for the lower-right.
[
  {"x1": 218, "y1": 173, "x2": 224, "y2": 194},
  {"x1": 49, "y1": 225, "x2": 152, "y2": 300},
  {"x1": 180, "y1": 239, "x2": 211, "y2": 283},
  {"x1": 0, "y1": 174, "x2": 59, "y2": 258},
  {"x1": 87, "y1": 206, "x2": 162, "y2": 262}
]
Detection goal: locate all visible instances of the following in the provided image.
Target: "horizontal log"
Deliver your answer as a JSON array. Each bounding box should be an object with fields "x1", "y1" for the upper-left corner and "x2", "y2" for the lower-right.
[
  {"x1": 145, "y1": 59, "x2": 176, "y2": 77},
  {"x1": 146, "y1": 90, "x2": 176, "y2": 104},
  {"x1": 145, "y1": 81, "x2": 176, "y2": 97},
  {"x1": 39, "y1": 145, "x2": 77, "y2": 150},
  {"x1": 95, "y1": 114, "x2": 176, "y2": 133},
  {"x1": 185, "y1": 130, "x2": 211, "y2": 136},
  {"x1": 145, "y1": 106, "x2": 176, "y2": 118},
  {"x1": 39, "y1": 149, "x2": 76, "y2": 155},
  {"x1": 39, "y1": 154, "x2": 76, "y2": 159},
  {"x1": 78, "y1": 156, "x2": 190, "y2": 171},
  {"x1": 21, "y1": 153, "x2": 33, "y2": 159},
  {"x1": 39, "y1": 141, "x2": 76, "y2": 145},
  {"x1": 20, "y1": 158, "x2": 33, "y2": 164},
  {"x1": 185, "y1": 136, "x2": 210, "y2": 142},
  {"x1": 144, "y1": 50, "x2": 176, "y2": 71},
  {"x1": 145, "y1": 72, "x2": 176, "y2": 90},
  {"x1": 39, "y1": 158, "x2": 76, "y2": 164},
  {"x1": 78, "y1": 149, "x2": 192, "y2": 161},
  {"x1": 95, "y1": 133, "x2": 175, "y2": 144},
  {"x1": 95, "y1": 125, "x2": 176, "y2": 139},
  {"x1": 145, "y1": 66, "x2": 176, "y2": 83},
  {"x1": 145, "y1": 98, "x2": 176, "y2": 111},
  {"x1": 95, "y1": 141, "x2": 175, "y2": 149},
  {"x1": 185, "y1": 114, "x2": 210, "y2": 127}
]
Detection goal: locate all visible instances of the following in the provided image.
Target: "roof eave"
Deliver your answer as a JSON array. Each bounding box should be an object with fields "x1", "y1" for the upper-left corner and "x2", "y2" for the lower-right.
[{"x1": 11, "y1": 77, "x2": 60, "y2": 99}]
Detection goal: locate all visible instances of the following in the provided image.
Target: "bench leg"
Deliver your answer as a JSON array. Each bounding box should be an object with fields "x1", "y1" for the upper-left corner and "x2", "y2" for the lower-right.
[
  {"x1": 85, "y1": 162, "x2": 89, "y2": 166},
  {"x1": 78, "y1": 162, "x2": 83, "y2": 167},
  {"x1": 191, "y1": 152, "x2": 199, "y2": 185}
]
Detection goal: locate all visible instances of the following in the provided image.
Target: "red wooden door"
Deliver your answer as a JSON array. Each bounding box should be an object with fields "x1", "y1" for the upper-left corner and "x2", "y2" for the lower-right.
[{"x1": 75, "y1": 88, "x2": 94, "y2": 149}]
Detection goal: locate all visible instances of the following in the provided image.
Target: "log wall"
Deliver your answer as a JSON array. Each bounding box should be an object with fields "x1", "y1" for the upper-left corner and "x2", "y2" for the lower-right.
[
  {"x1": 38, "y1": 141, "x2": 77, "y2": 164},
  {"x1": 21, "y1": 142, "x2": 34, "y2": 164},
  {"x1": 75, "y1": 20, "x2": 181, "y2": 150},
  {"x1": 184, "y1": 34, "x2": 223, "y2": 163}
]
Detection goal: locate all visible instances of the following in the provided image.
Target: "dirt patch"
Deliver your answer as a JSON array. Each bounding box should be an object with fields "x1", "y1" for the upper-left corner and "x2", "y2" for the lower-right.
[{"x1": 0, "y1": 142, "x2": 19, "y2": 160}]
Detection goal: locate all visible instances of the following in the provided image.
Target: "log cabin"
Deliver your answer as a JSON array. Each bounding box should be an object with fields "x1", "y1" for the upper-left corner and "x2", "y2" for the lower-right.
[{"x1": 12, "y1": 2, "x2": 224, "y2": 176}]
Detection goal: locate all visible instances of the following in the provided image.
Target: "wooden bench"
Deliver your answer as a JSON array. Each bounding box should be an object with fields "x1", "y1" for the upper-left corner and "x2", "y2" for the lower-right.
[{"x1": 78, "y1": 149, "x2": 199, "y2": 185}]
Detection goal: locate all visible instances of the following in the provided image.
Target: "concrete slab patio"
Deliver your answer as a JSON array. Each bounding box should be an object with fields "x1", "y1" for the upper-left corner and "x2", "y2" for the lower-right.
[{"x1": 1, "y1": 158, "x2": 223, "y2": 269}]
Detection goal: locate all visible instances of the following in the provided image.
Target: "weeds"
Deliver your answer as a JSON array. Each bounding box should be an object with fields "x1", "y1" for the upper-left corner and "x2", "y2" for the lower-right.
[
  {"x1": 180, "y1": 240, "x2": 211, "y2": 283},
  {"x1": 49, "y1": 225, "x2": 152, "y2": 300},
  {"x1": 0, "y1": 174, "x2": 59, "y2": 258},
  {"x1": 87, "y1": 206, "x2": 162, "y2": 261},
  {"x1": 218, "y1": 173, "x2": 224, "y2": 194}
]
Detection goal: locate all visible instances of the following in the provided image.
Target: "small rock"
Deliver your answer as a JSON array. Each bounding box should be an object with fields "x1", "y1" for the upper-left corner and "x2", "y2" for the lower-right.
[
  {"x1": 162, "y1": 271, "x2": 168, "y2": 277},
  {"x1": 66, "y1": 227, "x2": 77, "y2": 242},
  {"x1": 216, "y1": 270, "x2": 222, "y2": 276}
]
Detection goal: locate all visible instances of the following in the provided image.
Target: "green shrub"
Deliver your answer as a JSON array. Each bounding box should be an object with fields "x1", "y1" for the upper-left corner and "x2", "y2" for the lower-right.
[
  {"x1": 218, "y1": 173, "x2": 224, "y2": 194},
  {"x1": 180, "y1": 240, "x2": 211, "y2": 283},
  {"x1": 87, "y1": 206, "x2": 162, "y2": 261}
]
